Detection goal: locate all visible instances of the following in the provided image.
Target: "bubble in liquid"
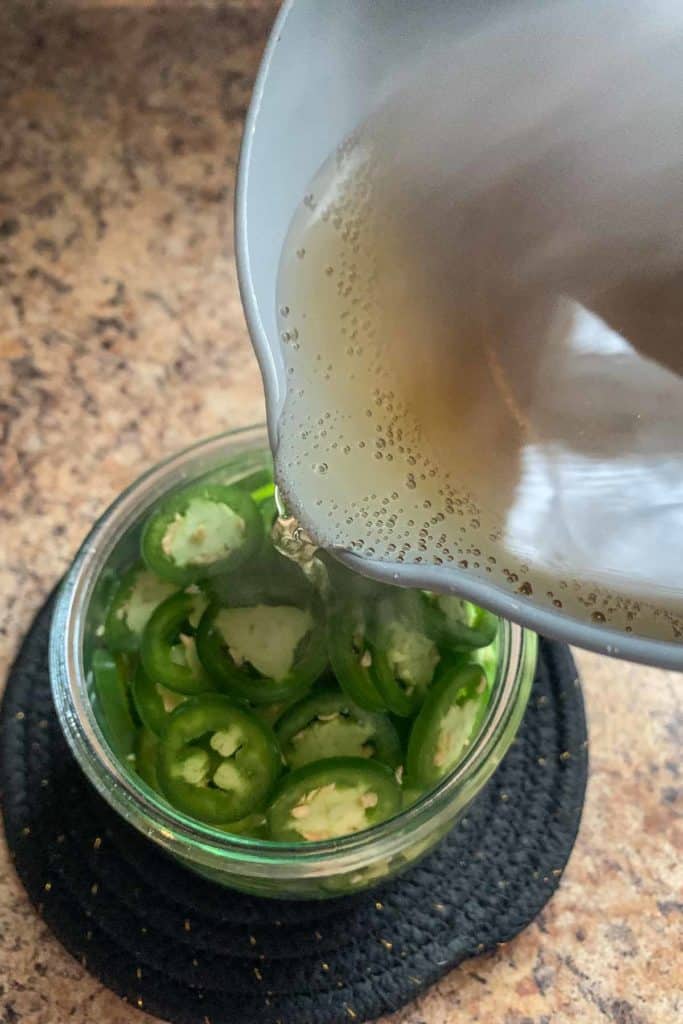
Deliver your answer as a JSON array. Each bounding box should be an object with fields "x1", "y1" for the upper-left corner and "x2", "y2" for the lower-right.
[
  {"x1": 280, "y1": 305, "x2": 290, "y2": 318},
  {"x1": 591, "y1": 611, "x2": 607, "y2": 624},
  {"x1": 315, "y1": 462, "x2": 329, "y2": 475}
]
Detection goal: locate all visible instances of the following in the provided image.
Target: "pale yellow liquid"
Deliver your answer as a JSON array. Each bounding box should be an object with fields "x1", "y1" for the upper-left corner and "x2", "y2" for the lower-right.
[{"x1": 274, "y1": 133, "x2": 683, "y2": 645}]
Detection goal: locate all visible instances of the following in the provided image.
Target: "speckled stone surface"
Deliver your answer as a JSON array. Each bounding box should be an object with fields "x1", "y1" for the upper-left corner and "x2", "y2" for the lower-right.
[{"x1": 0, "y1": 3, "x2": 681, "y2": 1023}]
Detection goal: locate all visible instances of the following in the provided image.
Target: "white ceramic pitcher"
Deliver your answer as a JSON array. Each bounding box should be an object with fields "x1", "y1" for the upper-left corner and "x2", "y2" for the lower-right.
[{"x1": 235, "y1": 0, "x2": 682, "y2": 671}]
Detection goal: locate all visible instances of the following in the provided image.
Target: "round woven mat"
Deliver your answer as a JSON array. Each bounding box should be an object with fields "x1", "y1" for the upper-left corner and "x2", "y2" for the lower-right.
[{"x1": 0, "y1": 593, "x2": 587, "y2": 1024}]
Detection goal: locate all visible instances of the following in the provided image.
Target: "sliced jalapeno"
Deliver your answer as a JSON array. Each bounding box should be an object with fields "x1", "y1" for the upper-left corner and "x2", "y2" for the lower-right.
[
  {"x1": 268, "y1": 757, "x2": 401, "y2": 843},
  {"x1": 327, "y1": 601, "x2": 387, "y2": 711},
  {"x1": 141, "y1": 482, "x2": 262, "y2": 585},
  {"x1": 91, "y1": 648, "x2": 136, "y2": 758},
  {"x1": 319, "y1": 552, "x2": 391, "y2": 602},
  {"x1": 276, "y1": 689, "x2": 402, "y2": 770},
  {"x1": 214, "y1": 812, "x2": 269, "y2": 839},
  {"x1": 255, "y1": 492, "x2": 278, "y2": 561},
  {"x1": 104, "y1": 563, "x2": 177, "y2": 653},
  {"x1": 158, "y1": 694, "x2": 280, "y2": 824},
  {"x1": 252, "y1": 694, "x2": 304, "y2": 729},
  {"x1": 141, "y1": 590, "x2": 211, "y2": 694},
  {"x1": 250, "y1": 481, "x2": 276, "y2": 506},
  {"x1": 131, "y1": 663, "x2": 187, "y2": 735},
  {"x1": 471, "y1": 633, "x2": 500, "y2": 686},
  {"x1": 430, "y1": 628, "x2": 499, "y2": 690},
  {"x1": 371, "y1": 591, "x2": 441, "y2": 717},
  {"x1": 134, "y1": 727, "x2": 160, "y2": 790},
  {"x1": 423, "y1": 593, "x2": 498, "y2": 650},
  {"x1": 240, "y1": 467, "x2": 275, "y2": 496},
  {"x1": 401, "y1": 783, "x2": 425, "y2": 809},
  {"x1": 406, "y1": 664, "x2": 489, "y2": 787},
  {"x1": 205, "y1": 553, "x2": 313, "y2": 609},
  {"x1": 196, "y1": 579, "x2": 327, "y2": 705}
]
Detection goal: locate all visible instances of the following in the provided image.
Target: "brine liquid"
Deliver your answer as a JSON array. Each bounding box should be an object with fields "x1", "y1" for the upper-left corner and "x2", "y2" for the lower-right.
[{"x1": 273, "y1": 11, "x2": 683, "y2": 646}]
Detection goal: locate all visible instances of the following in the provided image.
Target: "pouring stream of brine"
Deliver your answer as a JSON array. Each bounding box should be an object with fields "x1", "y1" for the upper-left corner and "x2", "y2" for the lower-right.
[{"x1": 272, "y1": 1, "x2": 683, "y2": 647}]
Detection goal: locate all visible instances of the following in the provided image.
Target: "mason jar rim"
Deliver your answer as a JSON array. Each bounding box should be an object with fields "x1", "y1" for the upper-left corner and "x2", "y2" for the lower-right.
[{"x1": 50, "y1": 424, "x2": 537, "y2": 881}]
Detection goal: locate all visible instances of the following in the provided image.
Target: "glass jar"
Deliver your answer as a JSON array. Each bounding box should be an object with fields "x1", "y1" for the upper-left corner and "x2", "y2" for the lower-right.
[{"x1": 50, "y1": 425, "x2": 537, "y2": 899}]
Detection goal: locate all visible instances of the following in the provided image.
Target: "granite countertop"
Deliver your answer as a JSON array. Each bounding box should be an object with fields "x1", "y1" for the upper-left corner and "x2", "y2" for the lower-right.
[{"x1": 0, "y1": 3, "x2": 680, "y2": 1022}]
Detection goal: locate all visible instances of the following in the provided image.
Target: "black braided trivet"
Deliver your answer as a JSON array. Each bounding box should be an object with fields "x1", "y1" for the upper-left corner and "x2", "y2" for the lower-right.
[{"x1": 0, "y1": 593, "x2": 587, "y2": 1024}]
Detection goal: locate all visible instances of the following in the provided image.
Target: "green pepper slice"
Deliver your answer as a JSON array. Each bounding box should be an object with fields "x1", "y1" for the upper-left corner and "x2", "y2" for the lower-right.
[
  {"x1": 268, "y1": 757, "x2": 401, "y2": 842},
  {"x1": 256, "y1": 492, "x2": 278, "y2": 559},
  {"x1": 251, "y1": 693, "x2": 304, "y2": 729},
  {"x1": 406, "y1": 664, "x2": 490, "y2": 787},
  {"x1": 242, "y1": 482, "x2": 281, "y2": 567},
  {"x1": 326, "y1": 601, "x2": 387, "y2": 712},
  {"x1": 214, "y1": 812, "x2": 269, "y2": 839},
  {"x1": 91, "y1": 648, "x2": 136, "y2": 759},
  {"x1": 157, "y1": 694, "x2": 280, "y2": 824},
  {"x1": 239, "y1": 467, "x2": 275, "y2": 496},
  {"x1": 104, "y1": 563, "x2": 177, "y2": 653},
  {"x1": 141, "y1": 590, "x2": 212, "y2": 694},
  {"x1": 276, "y1": 689, "x2": 402, "y2": 770},
  {"x1": 196, "y1": 578, "x2": 327, "y2": 705},
  {"x1": 401, "y1": 783, "x2": 425, "y2": 809},
  {"x1": 250, "y1": 481, "x2": 276, "y2": 506},
  {"x1": 471, "y1": 633, "x2": 500, "y2": 686},
  {"x1": 131, "y1": 663, "x2": 187, "y2": 735},
  {"x1": 423, "y1": 593, "x2": 498, "y2": 650},
  {"x1": 429, "y1": 631, "x2": 500, "y2": 691},
  {"x1": 319, "y1": 552, "x2": 392, "y2": 602},
  {"x1": 134, "y1": 727, "x2": 160, "y2": 790},
  {"x1": 141, "y1": 482, "x2": 262, "y2": 585},
  {"x1": 205, "y1": 552, "x2": 313, "y2": 608},
  {"x1": 371, "y1": 591, "x2": 441, "y2": 717}
]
